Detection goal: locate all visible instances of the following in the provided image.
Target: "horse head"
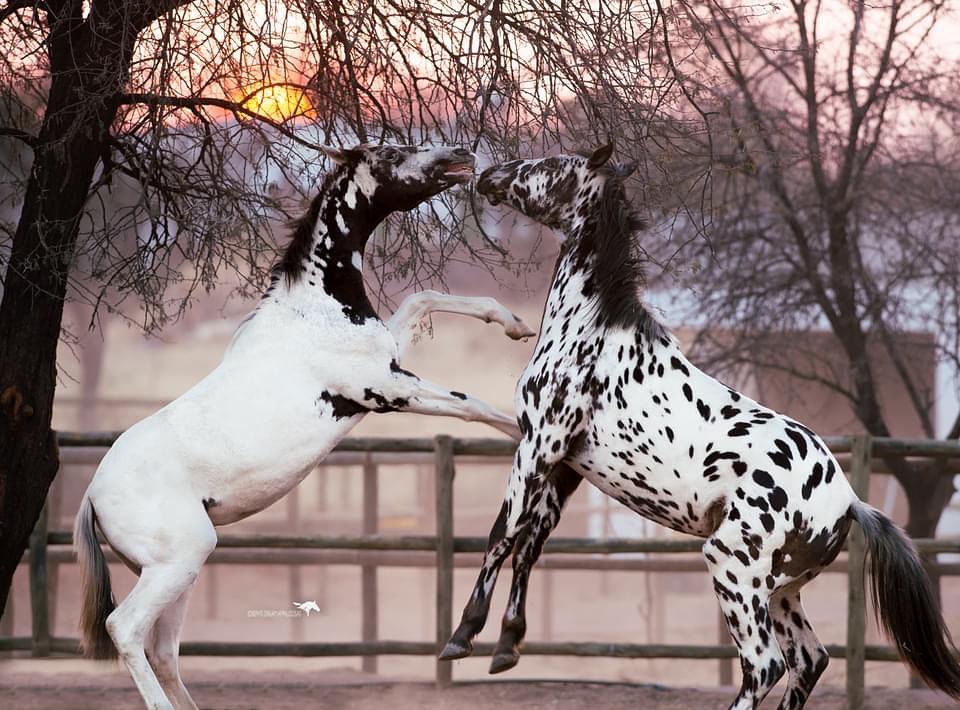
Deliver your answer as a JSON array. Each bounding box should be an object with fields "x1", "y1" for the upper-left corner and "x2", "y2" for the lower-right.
[
  {"x1": 476, "y1": 143, "x2": 638, "y2": 235},
  {"x1": 319, "y1": 143, "x2": 475, "y2": 214}
]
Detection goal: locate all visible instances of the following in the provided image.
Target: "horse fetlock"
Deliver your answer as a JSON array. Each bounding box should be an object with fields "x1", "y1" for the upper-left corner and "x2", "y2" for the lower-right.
[{"x1": 499, "y1": 613, "x2": 527, "y2": 641}]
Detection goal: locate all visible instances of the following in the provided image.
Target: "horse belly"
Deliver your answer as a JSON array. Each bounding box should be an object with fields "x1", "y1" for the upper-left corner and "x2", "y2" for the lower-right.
[
  {"x1": 572, "y1": 452, "x2": 717, "y2": 537},
  {"x1": 92, "y1": 361, "x2": 363, "y2": 527},
  {"x1": 177, "y1": 387, "x2": 359, "y2": 524}
]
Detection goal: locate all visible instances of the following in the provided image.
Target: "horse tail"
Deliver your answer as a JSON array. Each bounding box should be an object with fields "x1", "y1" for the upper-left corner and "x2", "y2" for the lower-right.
[
  {"x1": 74, "y1": 496, "x2": 117, "y2": 659},
  {"x1": 849, "y1": 501, "x2": 960, "y2": 697}
]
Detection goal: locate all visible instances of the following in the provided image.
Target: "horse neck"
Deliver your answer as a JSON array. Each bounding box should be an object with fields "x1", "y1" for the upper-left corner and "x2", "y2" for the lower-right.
[
  {"x1": 547, "y1": 211, "x2": 669, "y2": 352},
  {"x1": 273, "y1": 167, "x2": 385, "y2": 324}
]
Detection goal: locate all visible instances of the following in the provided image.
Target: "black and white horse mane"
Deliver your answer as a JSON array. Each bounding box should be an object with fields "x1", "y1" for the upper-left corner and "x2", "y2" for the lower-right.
[
  {"x1": 277, "y1": 167, "x2": 342, "y2": 285},
  {"x1": 570, "y1": 171, "x2": 666, "y2": 342}
]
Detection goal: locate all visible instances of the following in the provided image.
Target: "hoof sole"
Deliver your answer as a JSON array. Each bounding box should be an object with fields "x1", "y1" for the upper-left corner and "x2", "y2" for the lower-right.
[{"x1": 438, "y1": 640, "x2": 473, "y2": 661}]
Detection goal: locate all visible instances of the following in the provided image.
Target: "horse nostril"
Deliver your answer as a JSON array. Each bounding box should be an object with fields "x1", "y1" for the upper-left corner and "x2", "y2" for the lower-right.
[{"x1": 453, "y1": 148, "x2": 472, "y2": 157}]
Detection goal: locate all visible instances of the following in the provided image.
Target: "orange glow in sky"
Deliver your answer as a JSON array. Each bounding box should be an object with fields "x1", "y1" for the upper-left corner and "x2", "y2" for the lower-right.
[{"x1": 239, "y1": 83, "x2": 313, "y2": 123}]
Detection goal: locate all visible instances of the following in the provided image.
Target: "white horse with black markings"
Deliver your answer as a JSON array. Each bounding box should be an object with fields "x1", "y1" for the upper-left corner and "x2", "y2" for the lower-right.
[
  {"x1": 440, "y1": 144, "x2": 960, "y2": 709},
  {"x1": 74, "y1": 143, "x2": 533, "y2": 710}
]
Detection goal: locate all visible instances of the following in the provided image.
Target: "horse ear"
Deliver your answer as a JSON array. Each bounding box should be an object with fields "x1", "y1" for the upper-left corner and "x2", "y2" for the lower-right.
[
  {"x1": 613, "y1": 161, "x2": 638, "y2": 178},
  {"x1": 319, "y1": 145, "x2": 350, "y2": 165},
  {"x1": 587, "y1": 143, "x2": 614, "y2": 169}
]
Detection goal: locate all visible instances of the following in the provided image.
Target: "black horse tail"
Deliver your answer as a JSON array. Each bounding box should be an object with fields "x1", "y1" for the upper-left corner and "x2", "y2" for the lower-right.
[{"x1": 849, "y1": 501, "x2": 960, "y2": 697}]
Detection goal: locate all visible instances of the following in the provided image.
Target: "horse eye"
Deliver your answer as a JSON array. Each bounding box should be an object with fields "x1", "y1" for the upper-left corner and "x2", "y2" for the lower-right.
[{"x1": 381, "y1": 148, "x2": 401, "y2": 163}]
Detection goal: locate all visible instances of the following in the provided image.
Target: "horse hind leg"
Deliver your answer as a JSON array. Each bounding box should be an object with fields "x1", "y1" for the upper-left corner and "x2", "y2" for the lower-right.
[
  {"x1": 705, "y1": 530, "x2": 786, "y2": 710},
  {"x1": 770, "y1": 587, "x2": 829, "y2": 710},
  {"x1": 106, "y1": 564, "x2": 196, "y2": 710},
  {"x1": 146, "y1": 582, "x2": 199, "y2": 710},
  {"x1": 105, "y1": 513, "x2": 216, "y2": 710}
]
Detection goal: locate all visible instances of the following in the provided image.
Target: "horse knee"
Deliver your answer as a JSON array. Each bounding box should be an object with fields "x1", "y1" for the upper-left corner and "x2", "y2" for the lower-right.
[
  {"x1": 796, "y1": 644, "x2": 828, "y2": 690},
  {"x1": 765, "y1": 655, "x2": 787, "y2": 688},
  {"x1": 812, "y1": 646, "x2": 829, "y2": 676}
]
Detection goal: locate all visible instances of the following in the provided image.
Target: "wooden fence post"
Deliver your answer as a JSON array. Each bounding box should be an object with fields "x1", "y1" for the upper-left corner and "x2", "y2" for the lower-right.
[
  {"x1": 29, "y1": 501, "x2": 50, "y2": 657},
  {"x1": 361, "y1": 454, "x2": 379, "y2": 674},
  {"x1": 434, "y1": 435, "x2": 455, "y2": 688},
  {"x1": 846, "y1": 434, "x2": 872, "y2": 710}
]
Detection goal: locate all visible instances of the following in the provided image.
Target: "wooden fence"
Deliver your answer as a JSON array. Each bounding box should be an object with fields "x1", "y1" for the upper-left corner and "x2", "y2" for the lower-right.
[{"x1": 2, "y1": 432, "x2": 960, "y2": 709}]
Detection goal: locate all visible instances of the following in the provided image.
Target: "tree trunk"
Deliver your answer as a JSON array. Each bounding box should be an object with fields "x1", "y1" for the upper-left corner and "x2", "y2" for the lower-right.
[{"x1": 0, "y1": 4, "x2": 135, "y2": 614}]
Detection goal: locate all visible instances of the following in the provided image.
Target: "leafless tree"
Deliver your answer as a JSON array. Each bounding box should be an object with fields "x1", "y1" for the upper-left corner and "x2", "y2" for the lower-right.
[
  {"x1": 653, "y1": 0, "x2": 960, "y2": 542},
  {"x1": 0, "y1": 0, "x2": 702, "y2": 613}
]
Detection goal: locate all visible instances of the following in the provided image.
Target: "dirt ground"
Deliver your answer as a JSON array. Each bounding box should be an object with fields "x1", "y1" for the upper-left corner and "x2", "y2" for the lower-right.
[{"x1": 1, "y1": 665, "x2": 958, "y2": 710}]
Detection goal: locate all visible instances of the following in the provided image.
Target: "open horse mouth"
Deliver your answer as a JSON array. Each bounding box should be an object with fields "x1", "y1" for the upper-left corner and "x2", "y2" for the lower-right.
[{"x1": 438, "y1": 159, "x2": 475, "y2": 184}]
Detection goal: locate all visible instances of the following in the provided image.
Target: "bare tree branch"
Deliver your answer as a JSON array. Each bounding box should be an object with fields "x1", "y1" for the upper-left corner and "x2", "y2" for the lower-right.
[{"x1": 0, "y1": 126, "x2": 36, "y2": 147}]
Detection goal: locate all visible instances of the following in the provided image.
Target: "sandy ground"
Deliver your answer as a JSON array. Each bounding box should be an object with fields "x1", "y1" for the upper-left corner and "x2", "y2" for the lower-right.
[{"x1": 1, "y1": 664, "x2": 958, "y2": 710}]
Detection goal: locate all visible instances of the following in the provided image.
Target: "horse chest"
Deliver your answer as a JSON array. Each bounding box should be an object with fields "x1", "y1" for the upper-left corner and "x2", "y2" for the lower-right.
[
  {"x1": 555, "y1": 335, "x2": 734, "y2": 534},
  {"x1": 516, "y1": 288, "x2": 602, "y2": 421}
]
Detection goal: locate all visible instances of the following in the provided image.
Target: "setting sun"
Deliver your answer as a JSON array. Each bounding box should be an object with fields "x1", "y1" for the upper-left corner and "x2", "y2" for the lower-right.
[{"x1": 239, "y1": 82, "x2": 312, "y2": 122}]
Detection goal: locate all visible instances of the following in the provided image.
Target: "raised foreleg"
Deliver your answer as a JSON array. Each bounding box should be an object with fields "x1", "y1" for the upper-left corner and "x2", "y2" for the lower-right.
[
  {"x1": 489, "y1": 463, "x2": 582, "y2": 673},
  {"x1": 438, "y1": 440, "x2": 551, "y2": 661},
  {"x1": 387, "y1": 290, "x2": 534, "y2": 357},
  {"x1": 343, "y1": 365, "x2": 522, "y2": 440}
]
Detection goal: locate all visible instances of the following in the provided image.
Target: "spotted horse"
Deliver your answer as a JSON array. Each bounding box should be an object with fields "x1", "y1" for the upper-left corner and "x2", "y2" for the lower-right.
[
  {"x1": 438, "y1": 144, "x2": 960, "y2": 709},
  {"x1": 74, "y1": 143, "x2": 535, "y2": 710}
]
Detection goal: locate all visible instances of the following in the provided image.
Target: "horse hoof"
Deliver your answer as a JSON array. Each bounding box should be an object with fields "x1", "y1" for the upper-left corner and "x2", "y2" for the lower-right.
[
  {"x1": 489, "y1": 649, "x2": 520, "y2": 674},
  {"x1": 506, "y1": 318, "x2": 536, "y2": 340},
  {"x1": 438, "y1": 639, "x2": 473, "y2": 661}
]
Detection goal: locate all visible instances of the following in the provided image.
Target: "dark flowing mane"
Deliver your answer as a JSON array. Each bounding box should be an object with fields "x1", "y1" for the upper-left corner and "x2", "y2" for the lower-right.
[
  {"x1": 576, "y1": 178, "x2": 666, "y2": 341},
  {"x1": 276, "y1": 167, "x2": 343, "y2": 284}
]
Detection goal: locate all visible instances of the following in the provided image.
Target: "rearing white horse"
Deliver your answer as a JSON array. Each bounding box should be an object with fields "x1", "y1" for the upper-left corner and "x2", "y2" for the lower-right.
[{"x1": 74, "y1": 143, "x2": 533, "y2": 710}]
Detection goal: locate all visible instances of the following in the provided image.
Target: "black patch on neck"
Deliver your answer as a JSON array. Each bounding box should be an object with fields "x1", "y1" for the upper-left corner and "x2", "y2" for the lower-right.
[
  {"x1": 570, "y1": 179, "x2": 666, "y2": 340},
  {"x1": 275, "y1": 165, "x2": 381, "y2": 324},
  {"x1": 278, "y1": 169, "x2": 340, "y2": 284}
]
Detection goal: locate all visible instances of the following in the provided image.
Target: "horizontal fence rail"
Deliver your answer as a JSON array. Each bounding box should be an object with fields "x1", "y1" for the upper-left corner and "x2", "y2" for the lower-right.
[
  {"x1": 4, "y1": 432, "x2": 960, "y2": 709},
  {"x1": 37, "y1": 531, "x2": 960, "y2": 556}
]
